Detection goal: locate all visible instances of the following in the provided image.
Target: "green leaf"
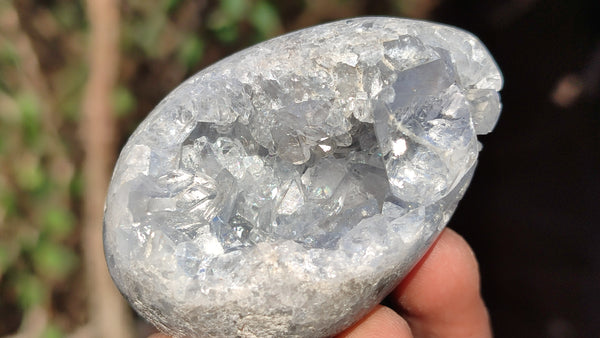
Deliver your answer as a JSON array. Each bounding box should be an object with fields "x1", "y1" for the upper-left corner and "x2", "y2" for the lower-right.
[
  {"x1": 55, "y1": 63, "x2": 87, "y2": 121},
  {"x1": 127, "y1": 13, "x2": 167, "y2": 57},
  {"x1": 18, "y1": 92, "x2": 40, "y2": 124},
  {"x1": 16, "y1": 161, "x2": 45, "y2": 192},
  {"x1": 178, "y1": 36, "x2": 205, "y2": 69},
  {"x1": 249, "y1": 1, "x2": 281, "y2": 38},
  {"x1": 0, "y1": 244, "x2": 9, "y2": 274},
  {"x1": 17, "y1": 92, "x2": 41, "y2": 146},
  {"x1": 15, "y1": 273, "x2": 46, "y2": 309},
  {"x1": 112, "y1": 86, "x2": 136, "y2": 117},
  {"x1": 42, "y1": 207, "x2": 75, "y2": 240},
  {"x1": 207, "y1": 9, "x2": 235, "y2": 31},
  {"x1": 0, "y1": 187, "x2": 17, "y2": 217},
  {"x1": 220, "y1": 0, "x2": 248, "y2": 21},
  {"x1": 69, "y1": 170, "x2": 84, "y2": 199},
  {"x1": 52, "y1": 1, "x2": 84, "y2": 30},
  {"x1": 164, "y1": 0, "x2": 184, "y2": 13},
  {"x1": 32, "y1": 241, "x2": 78, "y2": 281},
  {"x1": 41, "y1": 324, "x2": 65, "y2": 338},
  {"x1": 213, "y1": 24, "x2": 239, "y2": 43},
  {"x1": 0, "y1": 40, "x2": 20, "y2": 67},
  {"x1": 0, "y1": 130, "x2": 5, "y2": 154}
]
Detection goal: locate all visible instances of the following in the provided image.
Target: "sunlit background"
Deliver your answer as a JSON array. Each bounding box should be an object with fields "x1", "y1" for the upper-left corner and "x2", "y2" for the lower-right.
[{"x1": 0, "y1": 0, "x2": 598, "y2": 337}]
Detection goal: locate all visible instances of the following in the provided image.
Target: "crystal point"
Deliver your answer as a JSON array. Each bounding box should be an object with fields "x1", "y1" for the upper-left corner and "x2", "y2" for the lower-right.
[{"x1": 104, "y1": 17, "x2": 502, "y2": 337}]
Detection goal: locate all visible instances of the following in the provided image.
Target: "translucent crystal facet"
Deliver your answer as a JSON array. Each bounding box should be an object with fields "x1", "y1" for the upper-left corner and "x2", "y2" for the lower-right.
[{"x1": 104, "y1": 17, "x2": 502, "y2": 337}]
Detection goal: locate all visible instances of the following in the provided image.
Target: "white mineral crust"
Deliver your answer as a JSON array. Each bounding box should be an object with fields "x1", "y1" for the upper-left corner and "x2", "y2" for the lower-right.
[{"x1": 104, "y1": 17, "x2": 503, "y2": 337}]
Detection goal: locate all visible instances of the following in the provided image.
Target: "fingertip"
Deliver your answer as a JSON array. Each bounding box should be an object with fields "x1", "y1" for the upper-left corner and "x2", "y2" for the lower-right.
[
  {"x1": 147, "y1": 333, "x2": 171, "y2": 338},
  {"x1": 393, "y1": 228, "x2": 481, "y2": 315},
  {"x1": 336, "y1": 305, "x2": 412, "y2": 338},
  {"x1": 390, "y1": 228, "x2": 491, "y2": 338}
]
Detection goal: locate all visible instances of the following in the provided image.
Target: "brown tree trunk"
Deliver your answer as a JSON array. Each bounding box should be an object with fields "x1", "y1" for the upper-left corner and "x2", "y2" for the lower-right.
[{"x1": 81, "y1": 0, "x2": 133, "y2": 337}]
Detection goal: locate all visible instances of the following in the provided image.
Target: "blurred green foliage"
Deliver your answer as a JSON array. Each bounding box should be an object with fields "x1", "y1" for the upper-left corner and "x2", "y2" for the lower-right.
[
  {"x1": 178, "y1": 35, "x2": 206, "y2": 69},
  {"x1": 14, "y1": 273, "x2": 46, "y2": 310},
  {"x1": 41, "y1": 324, "x2": 65, "y2": 338},
  {"x1": 208, "y1": 0, "x2": 282, "y2": 42},
  {"x1": 0, "y1": 0, "x2": 410, "y2": 335},
  {"x1": 112, "y1": 85, "x2": 137, "y2": 117},
  {"x1": 0, "y1": 0, "x2": 83, "y2": 333}
]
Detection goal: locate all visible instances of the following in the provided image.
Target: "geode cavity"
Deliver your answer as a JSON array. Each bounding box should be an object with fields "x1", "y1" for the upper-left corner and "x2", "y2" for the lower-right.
[{"x1": 104, "y1": 17, "x2": 503, "y2": 337}]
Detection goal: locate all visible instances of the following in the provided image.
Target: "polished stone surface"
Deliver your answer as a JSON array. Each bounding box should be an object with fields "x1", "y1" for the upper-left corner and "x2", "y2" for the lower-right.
[{"x1": 104, "y1": 17, "x2": 502, "y2": 337}]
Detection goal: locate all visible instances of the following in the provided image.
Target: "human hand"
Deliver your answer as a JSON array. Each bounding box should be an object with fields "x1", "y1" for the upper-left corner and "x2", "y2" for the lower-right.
[
  {"x1": 336, "y1": 228, "x2": 491, "y2": 337},
  {"x1": 149, "y1": 228, "x2": 491, "y2": 338}
]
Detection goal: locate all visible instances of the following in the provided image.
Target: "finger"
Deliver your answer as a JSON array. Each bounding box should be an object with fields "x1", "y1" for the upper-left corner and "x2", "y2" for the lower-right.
[
  {"x1": 148, "y1": 333, "x2": 170, "y2": 338},
  {"x1": 336, "y1": 304, "x2": 413, "y2": 338},
  {"x1": 389, "y1": 228, "x2": 492, "y2": 338}
]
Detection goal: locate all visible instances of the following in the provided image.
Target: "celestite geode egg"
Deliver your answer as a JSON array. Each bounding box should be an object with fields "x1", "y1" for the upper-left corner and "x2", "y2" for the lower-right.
[{"x1": 103, "y1": 17, "x2": 502, "y2": 337}]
